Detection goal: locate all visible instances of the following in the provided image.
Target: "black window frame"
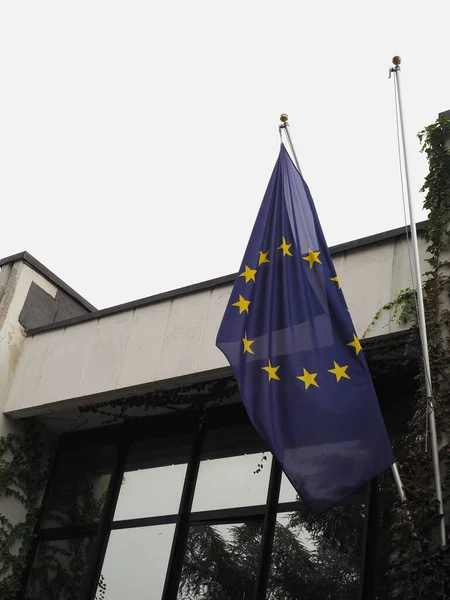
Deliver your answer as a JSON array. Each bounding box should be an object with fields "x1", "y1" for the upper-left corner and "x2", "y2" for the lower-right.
[{"x1": 21, "y1": 402, "x2": 386, "y2": 600}]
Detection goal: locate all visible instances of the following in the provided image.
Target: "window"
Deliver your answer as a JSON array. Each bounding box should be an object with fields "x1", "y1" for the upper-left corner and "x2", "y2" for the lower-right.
[
  {"x1": 192, "y1": 452, "x2": 272, "y2": 512},
  {"x1": 178, "y1": 522, "x2": 263, "y2": 599},
  {"x1": 98, "y1": 525, "x2": 176, "y2": 599},
  {"x1": 23, "y1": 401, "x2": 393, "y2": 600},
  {"x1": 114, "y1": 437, "x2": 190, "y2": 521},
  {"x1": 42, "y1": 444, "x2": 117, "y2": 528},
  {"x1": 269, "y1": 507, "x2": 365, "y2": 599},
  {"x1": 26, "y1": 537, "x2": 97, "y2": 600}
]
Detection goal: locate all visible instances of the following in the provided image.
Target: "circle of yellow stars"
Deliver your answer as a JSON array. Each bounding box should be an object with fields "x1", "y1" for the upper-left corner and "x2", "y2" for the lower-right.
[
  {"x1": 230, "y1": 234, "x2": 359, "y2": 391},
  {"x1": 231, "y1": 236, "x2": 343, "y2": 318}
]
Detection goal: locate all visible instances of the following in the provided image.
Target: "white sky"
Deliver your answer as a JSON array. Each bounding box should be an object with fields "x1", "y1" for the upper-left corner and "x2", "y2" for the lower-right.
[{"x1": 1, "y1": 1, "x2": 448, "y2": 309}]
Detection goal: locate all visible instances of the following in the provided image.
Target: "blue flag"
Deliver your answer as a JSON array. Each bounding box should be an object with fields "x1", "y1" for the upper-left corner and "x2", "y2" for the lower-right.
[{"x1": 216, "y1": 144, "x2": 394, "y2": 514}]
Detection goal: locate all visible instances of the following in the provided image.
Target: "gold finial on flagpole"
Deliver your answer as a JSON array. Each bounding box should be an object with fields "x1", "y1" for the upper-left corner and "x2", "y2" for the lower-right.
[
  {"x1": 392, "y1": 56, "x2": 402, "y2": 66},
  {"x1": 278, "y1": 114, "x2": 302, "y2": 175}
]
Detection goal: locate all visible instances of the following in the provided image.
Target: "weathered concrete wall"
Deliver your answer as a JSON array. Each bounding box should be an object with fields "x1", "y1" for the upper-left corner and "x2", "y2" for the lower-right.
[
  {"x1": 5, "y1": 233, "x2": 428, "y2": 417},
  {"x1": 0, "y1": 255, "x2": 94, "y2": 415},
  {"x1": 0, "y1": 256, "x2": 95, "y2": 536},
  {"x1": 0, "y1": 262, "x2": 58, "y2": 414},
  {"x1": 0, "y1": 261, "x2": 58, "y2": 535}
]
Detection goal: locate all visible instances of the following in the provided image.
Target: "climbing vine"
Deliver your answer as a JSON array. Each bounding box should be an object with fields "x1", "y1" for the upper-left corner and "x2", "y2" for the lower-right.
[
  {"x1": 77, "y1": 377, "x2": 238, "y2": 425},
  {"x1": 0, "y1": 420, "x2": 51, "y2": 599},
  {"x1": 362, "y1": 287, "x2": 417, "y2": 338},
  {"x1": 385, "y1": 115, "x2": 450, "y2": 598}
]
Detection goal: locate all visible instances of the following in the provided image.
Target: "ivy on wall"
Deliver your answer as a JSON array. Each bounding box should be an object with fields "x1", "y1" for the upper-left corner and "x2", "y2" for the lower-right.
[
  {"x1": 362, "y1": 288, "x2": 417, "y2": 338},
  {"x1": 386, "y1": 115, "x2": 450, "y2": 598},
  {"x1": 0, "y1": 421, "x2": 51, "y2": 599},
  {"x1": 77, "y1": 377, "x2": 238, "y2": 424}
]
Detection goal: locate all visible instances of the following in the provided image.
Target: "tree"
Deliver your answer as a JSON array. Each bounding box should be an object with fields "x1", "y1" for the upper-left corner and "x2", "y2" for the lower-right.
[{"x1": 178, "y1": 504, "x2": 364, "y2": 600}]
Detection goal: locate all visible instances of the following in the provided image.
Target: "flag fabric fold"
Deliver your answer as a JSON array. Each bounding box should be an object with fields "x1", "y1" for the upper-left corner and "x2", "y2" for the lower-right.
[{"x1": 216, "y1": 144, "x2": 394, "y2": 514}]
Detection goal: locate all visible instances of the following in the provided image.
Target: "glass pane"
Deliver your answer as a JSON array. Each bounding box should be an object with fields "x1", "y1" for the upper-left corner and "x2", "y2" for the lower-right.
[
  {"x1": 279, "y1": 473, "x2": 367, "y2": 505},
  {"x1": 115, "y1": 463, "x2": 187, "y2": 520},
  {"x1": 268, "y1": 505, "x2": 365, "y2": 599},
  {"x1": 97, "y1": 524, "x2": 175, "y2": 599},
  {"x1": 42, "y1": 445, "x2": 117, "y2": 527},
  {"x1": 279, "y1": 472, "x2": 299, "y2": 503},
  {"x1": 114, "y1": 438, "x2": 189, "y2": 520},
  {"x1": 25, "y1": 537, "x2": 96, "y2": 600},
  {"x1": 178, "y1": 521, "x2": 263, "y2": 599},
  {"x1": 192, "y1": 452, "x2": 272, "y2": 512}
]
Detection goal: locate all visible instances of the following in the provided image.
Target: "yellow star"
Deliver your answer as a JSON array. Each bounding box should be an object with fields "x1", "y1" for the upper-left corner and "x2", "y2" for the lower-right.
[
  {"x1": 239, "y1": 265, "x2": 257, "y2": 283},
  {"x1": 277, "y1": 237, "x2": 293, "y2": 256},
  {"x1": 347, "y1": 334, "x2": 362, "y2": 356},
  {"x1": 328, "y1": 361, "x2": 350, "y2": 382},
  {"x1": 262, "y1": 360, "x2": 280, "y2": 381},
  {"x1": 242, "y1": 333, "x2": 254, "y2": 354},
  {"x1": 258, "y1": 250, "x2": 270, "y2": 266},
  {"x1": 302, "y1": 248, "x2": 322, "y2": 269},
  {"x1": 330, "y1": 276, "x2": 341, "y2": 289},
  {"x1": 296, "y1": 368, "x2": 319, "y2": 390},
  {"x1": 232, "y1": 295, "x2": 250, "y2": 314}
]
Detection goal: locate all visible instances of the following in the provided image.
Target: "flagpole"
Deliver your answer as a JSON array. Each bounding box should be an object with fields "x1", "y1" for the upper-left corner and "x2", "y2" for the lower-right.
[
  {"x1": 279, "y1": 113, "x2": 407, "y2": 505},
  {"x1": 390, "y1": 56, "x2": 446, "y2": 547},
  {"x1": 279, "y1": 114, "x2": 303, "y2": 176}
]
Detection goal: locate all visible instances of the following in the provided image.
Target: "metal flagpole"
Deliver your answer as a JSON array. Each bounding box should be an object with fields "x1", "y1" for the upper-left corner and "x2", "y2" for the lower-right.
[
  {"x1": 279, "y1": 114, "x2": 303, "y2": 176},
  {"x1": 278, "y1": 113, "x2": 407, "y2": 504},
  {"x1": 390, "y1": 56, "x2": 446, "y2": 547}
]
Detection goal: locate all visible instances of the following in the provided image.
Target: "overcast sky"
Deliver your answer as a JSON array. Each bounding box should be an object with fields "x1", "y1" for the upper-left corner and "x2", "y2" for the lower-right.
[{"x1": 0, "y1": 1, "x2": 448, "y2": 309}]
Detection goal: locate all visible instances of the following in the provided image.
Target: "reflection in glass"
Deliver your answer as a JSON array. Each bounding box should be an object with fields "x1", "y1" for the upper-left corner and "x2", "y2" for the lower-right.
[
  {"x1": 268, "y1": 505, "x2": 365, "y2": 599},
  {"x1": 178, "y1": 521, "x2": 263, "y2": 599},
  {"x1": 192, "y1": 453, "x2": 272, "y2": 512},
  {"x1": 114, "y1": 463, "x2": 187, "y2": 520},
  {"x1": 97, "y1": 525, "x2": 175, "y2": 600},
  {"x1": 278, "y1": 472, "x2": 299, "y2": 504},
  {"x1": 25, "y1": 537, "x2": 96, "y2": 600},
  {"x1": 114, "y1": 436, "x2": 190, "y2": 520},
  {"x1": 42, "y1": 445, "x2": 116, "y2": 527}
]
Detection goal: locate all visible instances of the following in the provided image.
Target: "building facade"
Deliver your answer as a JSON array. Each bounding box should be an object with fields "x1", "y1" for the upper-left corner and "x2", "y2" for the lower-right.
[{"x1": 0, "y1": 224, "x2": 428, "y2": 599}]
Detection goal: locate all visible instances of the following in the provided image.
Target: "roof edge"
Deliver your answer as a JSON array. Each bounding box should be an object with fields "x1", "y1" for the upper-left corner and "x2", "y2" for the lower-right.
[
  {"x1": 0, "y1": 251, "x2": 96, "y2": 312},
  {"x1": 26, "y1": 220, "x2": 428, "y2": 336},
  {"x1": 328, "y1": 220, "x2": 427, "y2": 255}
]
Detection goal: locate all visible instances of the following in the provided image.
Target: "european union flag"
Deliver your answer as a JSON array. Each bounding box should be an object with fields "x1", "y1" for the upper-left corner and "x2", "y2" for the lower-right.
[{"x1": 216, "y1": 144, "x2": 394, "y2": 514}]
